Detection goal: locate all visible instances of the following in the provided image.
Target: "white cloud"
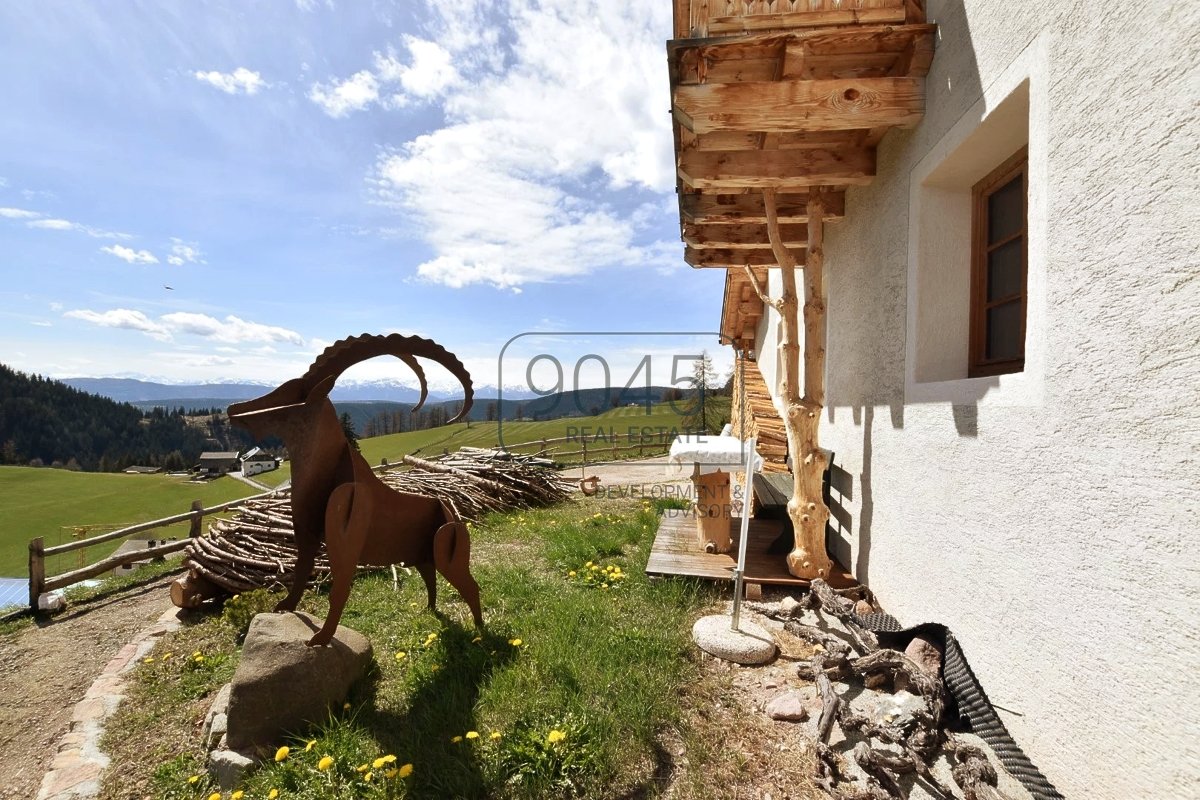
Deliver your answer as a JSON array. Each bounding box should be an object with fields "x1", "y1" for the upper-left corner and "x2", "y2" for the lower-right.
[
  {"x1": 0, "y1": 207, "x2": 40, "y2": 219},
  {"x1": 101, "y1": 244, "x2": 158, "y2": 264},
  {"x1": 65, "y1": 308, "x2": 171, "y2": 340},
  {"x1": 367, "y1": 1, "x2": 676, "y2": 289},
  {"x1": 160, "y1": 312, "x2": 306, "y2": 346},
  {"x1": 308, "y1": 70, "x2": 379, "y2": 117},
  {"x1": 166, "y1": 238, "x2": 204, "y2": 266},
  {"x1": 25, "y1": 217, "x2": 131, "y2": 239},
  {"x1": 31, "y1": 320, "x2": 52, "y2": 327},
  {"x1": 193, "y1": 67, "x2": 266, "y2": 95},
  {"x1": 49, "y1": 302, "x2": 63, "y2": 311},
  {"x1": 64, "y1": 307, "x2": 307, "y2": 347}
]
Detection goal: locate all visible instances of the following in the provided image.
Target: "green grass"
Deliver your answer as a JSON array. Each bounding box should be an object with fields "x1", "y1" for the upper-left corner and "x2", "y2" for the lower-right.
[
  {"x1": 0, "y1": 467, "x2": 259, "y2": 578},
  {"x1": 100, "y1": 497, "x2": 724, "y2": 800},
  {"x1": 356, "y1": 401, "x2": 726, "y2": 468}
]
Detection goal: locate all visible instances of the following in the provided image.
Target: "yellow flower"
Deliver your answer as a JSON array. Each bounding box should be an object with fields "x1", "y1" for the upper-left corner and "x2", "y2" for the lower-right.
[
  {"x1": 395, "y1": 651, "x2": 407, "y2": 660},
  {"x1": 364, "y1": 772, "x2": 373, "y2": 782},
  {"x1": 425, "y1": 632, "x2": 438, "y2": 641},
  {"x1": 398, "y1": 763, "x2": 414, "y2": 778},
  {"x1": 274, "y1": 746, "x2": 289, "y2": 762},
  {"x1": 567, "y1": 570, "x2": 576, "y2": 578},
  {"x1": 508, "y1": 638, "x2": 522, "y2": 647},
  {"x1": 490, "y1": 731, "x2": 502, "y2": 740},
  {"x1": 430, "y1": 664, "x2": 441, "y2": 672},
  {"x1": 305, "y1": 740, "x2": 316, "y2": 752},
  {"x1": 343, "y1": 702, "x2": 352, "y2": 711},
  {"x1": 383, "y1": 768, "x2": 398, "y2": 779},
  {"x1": 194, "y1": 655, "x2": 205, "y2": 663},
  {"x1": 471, "y1": 636, "x2": 481, "y2": 644},
  {"x1": 268, "y1": 791, "x2": 279, "y2": 800},
  {"x1": 231, "y1": 792, "x2": 244, "y2": 800},
  {"x1": 192, "y1": 651, "x2": 202, "y2": 658},
  {"x1": 585, "y1": 561, "x2": 593, "y2": 568},
  {"x1": 356, "y1": 763, "x2": 369, "y2": 772},
  {"x1": 372, "y1": 755, "x2": 394, "y2": 769},
  {"x1": 451, "y1": 735, "x2": 463, "y2": 743},
  {"x1": 465, "y1": 731, "x2": 479, "y2": 740},
  {"x1": 593, "y1": 513, "x2": 601, "y2": 518},
  {"x1": 547, "y1": 729, "x2": 567, "y2": 744},
  {"x1": 187, "y1": 775, "x2": 200, "y2": 785},
  {"x1": 143, "y1": 656, "x2": 154, "y2": 663},
  {"x1": 317, "y1": 755, "x2": 334, "y2": 771},
  {"x1": 231, "y1": 594, "x2": 239, "y2": 600},
  {"x1": 207, "y1": 793, "x2": 221, "y2": 800},
  {"x1": 601, "y1": 584, "x2": 609, "y2": 590}
]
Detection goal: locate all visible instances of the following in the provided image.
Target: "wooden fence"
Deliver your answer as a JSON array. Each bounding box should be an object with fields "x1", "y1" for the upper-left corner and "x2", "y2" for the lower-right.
[{"x1": 25, "y1": 432, "x2": 678, "y2": 609}]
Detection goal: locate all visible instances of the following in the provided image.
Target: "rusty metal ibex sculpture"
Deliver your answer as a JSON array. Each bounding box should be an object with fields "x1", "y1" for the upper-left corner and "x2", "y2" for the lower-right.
[{"x1": 227, "y1": 333, "x2": 482, "y2": 646}]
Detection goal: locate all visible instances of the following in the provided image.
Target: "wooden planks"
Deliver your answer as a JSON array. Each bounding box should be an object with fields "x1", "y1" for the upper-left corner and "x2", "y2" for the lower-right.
[
  {"x1": 674, "y1": 77, "x2": 925, "y2": 134},
  {"x1": 644, "y1": 511, "x2": 857, "y2": 588},
  {"x1": 686, "y1": 246, "x2": 794, "y2": 268},
  {"x1": 684, "y1": 222, "x2": 807, "y2": 249},
  {"x1": 682, "y1": 191, "x2": 846, "y2": 223},
  {"x1": 678, "y1": 147, "x2": 875, "y2": 190}
]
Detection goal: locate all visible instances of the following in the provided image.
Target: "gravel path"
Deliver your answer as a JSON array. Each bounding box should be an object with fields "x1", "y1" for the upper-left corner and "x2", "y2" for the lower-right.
[{"x1": 0, "y1": 576, "x2": 175, "y2": 800}]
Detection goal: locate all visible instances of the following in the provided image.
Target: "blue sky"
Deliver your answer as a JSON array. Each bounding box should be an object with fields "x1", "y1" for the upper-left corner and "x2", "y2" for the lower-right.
[{"x1": 0, "y1": 1, "x2": 729, "y2": 391}]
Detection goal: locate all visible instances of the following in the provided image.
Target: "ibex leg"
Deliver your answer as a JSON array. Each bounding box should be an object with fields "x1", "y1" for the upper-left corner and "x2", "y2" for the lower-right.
[
  {"x1": 309, "y1": 482, "x2": 364, "y2": 646},
  {"x1": 276, "y1": 527, "x2": 318, "y2": 613},
  {"x1": 433, "y1": 521, "x2": 483, "y2": 626},
  {"x1": 416, "y1": 562, "x2": 438, "y2": 611}
]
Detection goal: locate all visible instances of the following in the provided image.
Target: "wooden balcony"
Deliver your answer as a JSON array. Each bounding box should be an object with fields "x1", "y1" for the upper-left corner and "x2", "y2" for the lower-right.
[{"x1": 669, "y1": 1, "x2": 936, "y2": 333}]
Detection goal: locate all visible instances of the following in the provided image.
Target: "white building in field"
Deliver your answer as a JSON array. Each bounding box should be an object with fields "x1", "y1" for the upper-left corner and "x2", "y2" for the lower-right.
[
  {"x1": 239, "y1": 447, "x2": 280, "y2": 477},
  {"x1": 669, "y1": 1, "x2": 1198, "y2": 797}
]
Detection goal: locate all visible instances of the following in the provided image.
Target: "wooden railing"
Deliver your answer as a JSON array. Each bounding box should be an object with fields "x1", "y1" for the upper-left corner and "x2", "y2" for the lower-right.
[
  {"x1": 497, "y1": 431, "x2": 677, "y2": 465},
  {"x1": 674, "y1": 0, "x2": 923, "y2": 38}
]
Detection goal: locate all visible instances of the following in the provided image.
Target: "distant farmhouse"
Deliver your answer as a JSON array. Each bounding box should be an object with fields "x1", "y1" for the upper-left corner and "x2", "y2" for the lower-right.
[
  {"x1": 196, "y1": 451, "x2": 239, "y2": 475},
  {"x1": 240, "y1": 446, "x2": 280, "y2": 477}
]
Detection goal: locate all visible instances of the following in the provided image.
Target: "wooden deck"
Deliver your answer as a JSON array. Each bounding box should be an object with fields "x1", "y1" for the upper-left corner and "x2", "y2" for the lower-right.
[{"x1": 645, "y1": 511, "x2": 857, "y2": 589}]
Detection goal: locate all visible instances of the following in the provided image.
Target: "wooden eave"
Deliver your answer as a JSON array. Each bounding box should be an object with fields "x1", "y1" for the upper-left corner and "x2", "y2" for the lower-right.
[{"x1": 668, "y1": 2, "x2": 935, "y2": 347}]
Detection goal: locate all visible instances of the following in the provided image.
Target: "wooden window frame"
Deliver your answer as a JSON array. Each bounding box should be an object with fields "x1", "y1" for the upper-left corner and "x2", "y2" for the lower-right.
[{"x1": 968, "y1": 146, "x2": 1028, "y2": 378}]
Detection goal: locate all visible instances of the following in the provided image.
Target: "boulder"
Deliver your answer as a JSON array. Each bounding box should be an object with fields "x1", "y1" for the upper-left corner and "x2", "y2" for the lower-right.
[
  {"x1": 904, "y1": 633, "x2": 943, "y2": 676},
  {"x1": 225, "y1": 612, "x2": 372, "y2": 752},
  {"x1": 692, "y1": 614, "x2": 777, "y2": 665}
]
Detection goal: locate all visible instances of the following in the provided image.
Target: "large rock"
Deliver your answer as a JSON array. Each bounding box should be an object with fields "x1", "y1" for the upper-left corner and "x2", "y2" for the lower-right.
[
  {"x1": 225, "y1": 612, "x2": 372, "y2": 752},
  {"x1": 692, "y1": 614, "x2": 777, "y2": 665}
]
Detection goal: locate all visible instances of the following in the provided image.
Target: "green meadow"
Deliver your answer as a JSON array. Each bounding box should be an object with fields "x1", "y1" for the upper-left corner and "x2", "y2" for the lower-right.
[{"x1": 0, "y1": 467, "x2": 257, "y2": 579}]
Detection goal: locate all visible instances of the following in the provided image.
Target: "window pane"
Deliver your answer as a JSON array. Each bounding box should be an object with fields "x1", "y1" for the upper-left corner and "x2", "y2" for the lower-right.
[
  {"x1": 988, "y1": 174, "x2": 1024, "y2": 244},
  {"x1": 986, "y1": 301, "x2": 1024, "y2": 362},
  {"x1": 987, "y1": 238, "x2": 1024, "y2": 301}
]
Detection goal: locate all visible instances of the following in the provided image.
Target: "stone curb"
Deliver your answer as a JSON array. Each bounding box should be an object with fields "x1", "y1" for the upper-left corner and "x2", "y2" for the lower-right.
[{"x1": 35, "y1": 607, "x2": 183, "y2": 800}]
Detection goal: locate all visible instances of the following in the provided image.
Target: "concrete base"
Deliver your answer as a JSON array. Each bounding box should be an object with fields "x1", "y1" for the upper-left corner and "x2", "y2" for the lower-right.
[{"x1": 692, "y1": 614, "x2": 777, "y2": 665}]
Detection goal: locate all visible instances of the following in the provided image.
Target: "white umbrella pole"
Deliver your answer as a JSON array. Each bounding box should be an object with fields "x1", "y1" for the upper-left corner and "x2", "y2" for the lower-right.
[{"x1": 731, "y1": 352, "x2": 754, "y2": 631}]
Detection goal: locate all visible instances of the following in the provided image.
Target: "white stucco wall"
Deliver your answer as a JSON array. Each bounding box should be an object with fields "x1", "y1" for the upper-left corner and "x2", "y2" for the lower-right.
[{"x1": 751, "y1": 3, "x2": 1200, "y2": 796}]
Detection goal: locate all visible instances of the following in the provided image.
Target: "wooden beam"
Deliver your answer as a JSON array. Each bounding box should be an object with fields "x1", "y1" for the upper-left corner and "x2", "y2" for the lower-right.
[
  {"x1": 674, "y1": 78, "x2": 925, "y2": 135},
  {"x1": 706, "y1": 7, "x2": 907, "y2": 35},
  {"x1": 678, "y1": 147, "x2": 874, "y2": 190},
  {"x1": 686, "y1": 246, "x2": 804, "y2": 268},
  {"x1": 684, "y1": 222, "x2": 805, "y2": 249},
  {"x1": 681, "y1": 192, "x2": 846, "y2": 223}
]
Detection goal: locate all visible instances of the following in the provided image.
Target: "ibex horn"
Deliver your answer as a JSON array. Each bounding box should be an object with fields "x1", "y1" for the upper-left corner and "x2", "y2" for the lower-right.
[{"x1": 301, "y1": 333, "x2": 473, "y2": 423}]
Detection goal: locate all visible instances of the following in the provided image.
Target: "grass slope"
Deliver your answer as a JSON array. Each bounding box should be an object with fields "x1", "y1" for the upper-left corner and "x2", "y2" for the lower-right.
[
  {"x1": 99, "y1": 497, "x2": 727, "y2": 800},
  {"x1": 356, "y1": 401, "x2": 723, "y2": 467},
  {"x1": 0, "y1": 467, "x2": 258, "y2": 578}
]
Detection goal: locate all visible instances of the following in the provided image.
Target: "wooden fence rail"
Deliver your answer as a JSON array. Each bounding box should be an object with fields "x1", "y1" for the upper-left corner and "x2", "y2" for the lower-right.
[{"x1": 25, "y1": 432, "x2": 681, "y2": 609}]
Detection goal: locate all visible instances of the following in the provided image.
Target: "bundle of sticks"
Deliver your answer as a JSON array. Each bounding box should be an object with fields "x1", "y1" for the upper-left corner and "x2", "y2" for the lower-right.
[{"x1": 171, "y1": 450, "x2": 573, "y2": 606}]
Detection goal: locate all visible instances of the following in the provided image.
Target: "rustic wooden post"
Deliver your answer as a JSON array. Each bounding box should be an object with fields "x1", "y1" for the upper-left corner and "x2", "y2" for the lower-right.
[
  {"x1": 28, "y1": 537, "x2": 45, "y2": 610},
  {"x1": 188, "y1": 499, "x2": 204, "y2": 538},
  {"x1": 743, "y1": 188, "x2": 833, "y2": 580}
]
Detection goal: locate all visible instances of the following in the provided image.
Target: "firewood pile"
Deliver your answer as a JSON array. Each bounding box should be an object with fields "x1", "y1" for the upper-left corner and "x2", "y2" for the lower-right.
[{"x1": 172, "y1": 450, "x2": 573, "y2": 603}]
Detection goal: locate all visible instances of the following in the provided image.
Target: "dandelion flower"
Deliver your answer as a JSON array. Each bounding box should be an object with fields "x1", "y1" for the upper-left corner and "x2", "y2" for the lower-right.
[
  {"x1": 231, "y1": 594, "x2": 239, "y2": 601},
  {"x1": 231, "y1": 792, "x2": 244, "y2": 800},
  {"x1": 143, "y1": 656, "x2": 154, "y2": 664},
  {"x1": 465, "y1": 731, "x2": 479, "y2": 740},
  {"x1": 192, "y1": 651, "x2": 202, "y2": 658},
  {"x1": 547, "y1": 729, "x2": 567, "y2": 744},
  {"x1": 601, "y1": 584, "x2": 609, "y2": 590},
  {"x1": 509, "y1": 638, "x2": 522, "y2": 647},
  {"x1": 395, "y1": 651, "x2": 407, "y2": 660},
  {"x1": 188, "y1": 775, "x2": 200, "y2": 785},
  {"x1": 356, "y1": 763, "x2": 369, "y2": 773},
  {"x1": 274, "y1": 745, "x2": 289, "y2": 762},
  {"x1": 593, "y1": 513, "x2": 602, "y2": 519},
  {"x1": 384, "y1": 768, "x2": 398, "y2": 779},
  {"x1": 163, "y1": 652, "x2": 173, "y2": 659},
  {"x1": 268, "y1": 791, "x2": 279, "y2": 800},
  {"x1": 194, "y1": 655, "x2": 205, "y2": 663},
  {"x1": 430, "y1": 664, "x2": 441, "y2": 672},
  {"x1": 451, "y1": 735, "x2": 463, "y2": 743},
  {"x1": 585, "y1": 561, "x2": 594, "y2": 568},
  {"x1": 207, "y1": 793, "x2": 221, "y2": 800},
  {"x1": 568, "y1": 570, "x2": 576, "y2": 578},
  {"x1": 364, "y1": 771, "x2": 373, "y2": 782},
  {"x1": 317, "y1": 755, "x2": 334, "y2": 771},
  {"x1": 490, "y1": 731, "x2": 502, "y2": 740},
  {"x1": 398, "y1": 763, "x2": 414, "y2": 778},
  {"x1": 305, "y1": 739, "x2": 316, "y2": 752}
]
